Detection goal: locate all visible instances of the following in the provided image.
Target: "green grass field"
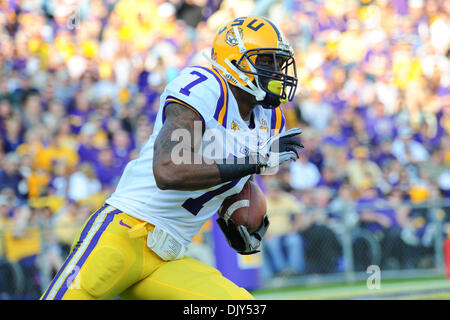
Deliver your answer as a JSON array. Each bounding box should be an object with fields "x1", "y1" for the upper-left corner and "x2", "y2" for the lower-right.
[{"x1": 251, "y1": 276, "x2": 450, "y2": 300}]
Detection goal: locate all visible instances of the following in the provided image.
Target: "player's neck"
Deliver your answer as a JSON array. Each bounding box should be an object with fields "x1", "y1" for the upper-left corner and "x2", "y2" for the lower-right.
[
  {"x1": 230, "y1": 85, "x2": 257, "y2": 121},
  {"x1": 238, "y1": 105, "x2": 253, "y2": 122}
]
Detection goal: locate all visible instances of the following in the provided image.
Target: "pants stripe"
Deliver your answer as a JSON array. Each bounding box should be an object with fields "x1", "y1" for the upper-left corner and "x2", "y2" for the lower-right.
[
  {"x1": 41, "y1": 204, "x2": 108, "y2": 300},
  {"x1": 42, "y1": 205, "x2": 118, "y2": 300},
  {"x1": 53, "y1": 208, "x2": 120, "y2": 299}
]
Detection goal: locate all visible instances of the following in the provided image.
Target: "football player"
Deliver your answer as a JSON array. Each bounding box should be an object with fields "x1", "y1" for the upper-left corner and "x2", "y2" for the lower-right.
[{"x1": 41, "y1": 16, "x2": 302, "y2": 300}]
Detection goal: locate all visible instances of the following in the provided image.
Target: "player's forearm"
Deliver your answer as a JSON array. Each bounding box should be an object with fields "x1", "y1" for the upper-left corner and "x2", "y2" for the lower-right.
[
  {"x1": 154, "y1": 160, "x2": 222, "y2": 191},
  {"x1": 154, "y1": 156, "x2": 258, "y2": 191}
]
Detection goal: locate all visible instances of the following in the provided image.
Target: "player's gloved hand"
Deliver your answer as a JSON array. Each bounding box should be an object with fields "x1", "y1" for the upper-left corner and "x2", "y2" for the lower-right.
[
  {"x1": 251, "y1": 128, "x2": 304, "y2": 175},
  {"x1": 216, "y1": 214, "x2": 270, "y2": 255}
]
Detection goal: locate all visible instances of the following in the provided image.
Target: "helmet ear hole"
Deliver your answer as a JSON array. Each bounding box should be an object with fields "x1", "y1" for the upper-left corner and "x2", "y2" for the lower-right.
[
  {"x1": 232, "y1": 60, "x2": 244, "y2": 68},
  {"x1": 231, "y1": 60, "x2": 242, "y2": 70},
  {"x1": 234, "y1": 59, "x2": 250, "y2": 73}
]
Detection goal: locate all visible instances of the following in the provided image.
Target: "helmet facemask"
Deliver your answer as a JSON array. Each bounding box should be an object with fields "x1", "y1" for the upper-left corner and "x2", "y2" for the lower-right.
[{"x1": 236, "y1": 49, "x2": 298, "y2": 109}]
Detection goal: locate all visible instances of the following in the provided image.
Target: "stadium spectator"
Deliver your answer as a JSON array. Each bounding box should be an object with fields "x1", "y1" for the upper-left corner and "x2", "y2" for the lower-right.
[
  {"x1": 42, "y1": 99, "x2": 67, "y2": 136},
  {"x1": 0, "y1": 153, "x2": 24, "y2": 198},
  {"x1": 262, "y1": 177, "x2": 305, "y2": 279},
  {"x1": 365, "y1": 101, "x2": 398, "y2": 147},
  {"x1": 298, "y1": 89, "x2": 333, "y2": 131},
  {"x1": 67, "y1": 162, "x2": 102, "y2": 202},
  {"x1": 391, "y1": 127, "x2": 430, "y2": 165},
  {"x1": 94, "y1": 147, "x2": 122, "y2": 190},
  {"x1": 110, "y1": 129, "x2": 134, "y2": 173},
  {"x1": 299, "y1": 128, "x2": 325, "y2": 172},
  {"x1": 373, "y1": 139, "x2": 397, "y2": 169},
  {"x1": 76, "y1": 122, "x2": 104, "y2": 164},
  {"x1": 388, "y1": 188, "x2": 423, "y2": 269},
  {"x1": 48, "y1": 160, "x2": 70, "y2": 198},
  {"x1": 3, "y1": 118, "x2": 24, "y2": 154},
  {"x1": 349, "y1": 113, "x2": 372, "y2": 146},
  {"x1": 3, "y1": 201, "x2": 41, "y2": 299},
  {"x1": 336, "y1": 19, "x2": 367, "y2": 66},
  {"x1": 316, "y1": 164, "x2": 344, "y2": 197},
  {"x1": 53, "y1": 201, "x2": 91, "y2": 258},
  {"x1": 345, "y1": 145, "x2": 390, "y2": 193},
  {"x1": 289, "y1": 155, "x2": 321, "y2": 191},
  {"x1": 328, "y1": 182, "x2": 359, "y2": 236},
  {"x1": 296, "y1": 187, "x2": 342, "y2": 274},
  {"x1": 34, "y1": 205, "x2": 64, "y2": 288},
  {"x1": 0, "y1": 194, "x2": 14, "y2": 298},
  {"x1": 357, "y1": 186, "x2": 405, "y2": 270}
]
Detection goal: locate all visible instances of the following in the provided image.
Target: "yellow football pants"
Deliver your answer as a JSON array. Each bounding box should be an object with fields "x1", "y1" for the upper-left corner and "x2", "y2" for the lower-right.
[{"x1": 40, "y1": 204, "x2": 254, "y2": 300}]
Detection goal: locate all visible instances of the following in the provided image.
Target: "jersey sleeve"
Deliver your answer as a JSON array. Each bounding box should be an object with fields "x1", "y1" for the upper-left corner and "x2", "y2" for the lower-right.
[{"x1": 161, "y1": 66, "x2": 230, "y2": 126}]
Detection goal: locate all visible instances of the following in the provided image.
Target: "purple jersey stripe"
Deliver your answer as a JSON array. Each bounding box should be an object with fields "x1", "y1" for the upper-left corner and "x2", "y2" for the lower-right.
[
  {"x1": 41, "y1": 204, "x2": 108, "y2": 300},
  {"x1": 221, "y1": 95, "x2": 229, "y2": 127},
  {"x1": 270, "y1": 108, "x2": 277, "y2": 135},
  {"x1": 193, "y1": 66, "x2": 228, "y2": 127},
  {"x1": 53, "y1": 209, "x2": 121, "y2": 300},
  {"x1": 162, "y1": 95, "x2": 206, "y2": 126}
]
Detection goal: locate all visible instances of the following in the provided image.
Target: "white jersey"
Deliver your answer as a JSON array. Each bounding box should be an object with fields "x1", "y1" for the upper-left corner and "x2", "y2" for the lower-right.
[{"x1": 106, "y1": 66, "x2": 286, "y2": 247}]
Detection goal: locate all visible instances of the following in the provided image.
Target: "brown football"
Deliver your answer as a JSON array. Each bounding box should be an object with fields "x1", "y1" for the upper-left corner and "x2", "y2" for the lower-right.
[{"x1": 218, "y1": 180, "x2": 267, "y2": 234}]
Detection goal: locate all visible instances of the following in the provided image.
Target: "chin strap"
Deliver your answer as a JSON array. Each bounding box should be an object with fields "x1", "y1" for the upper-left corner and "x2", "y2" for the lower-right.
[
  {"x1": 201, "y1": 51, "x2": 266, "y2": 101},
  {"x1": 202, "y1": 26, "x2": 267, "y2": 102}
]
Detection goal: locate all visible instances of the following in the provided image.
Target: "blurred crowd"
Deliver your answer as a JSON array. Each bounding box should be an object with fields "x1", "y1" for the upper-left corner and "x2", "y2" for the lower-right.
[{"x1": 0, "y1": 0, "x2": 449, "y2": 297}]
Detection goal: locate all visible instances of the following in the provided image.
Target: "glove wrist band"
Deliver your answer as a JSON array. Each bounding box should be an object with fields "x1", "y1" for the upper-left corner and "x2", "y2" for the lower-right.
[{"x1": 216, "y1": 157, "x2": 259, "y2": 183}]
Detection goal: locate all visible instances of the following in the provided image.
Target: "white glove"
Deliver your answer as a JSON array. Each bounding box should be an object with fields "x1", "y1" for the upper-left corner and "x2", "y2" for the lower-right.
[{"x1": 251, "y1": 128, "x2": 303, "y2": 175}]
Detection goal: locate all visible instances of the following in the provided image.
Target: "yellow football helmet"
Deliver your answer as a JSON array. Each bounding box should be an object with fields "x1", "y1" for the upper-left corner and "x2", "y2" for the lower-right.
[{"x1": 203, "y1": 16, "x2": 298, "y2": 109}]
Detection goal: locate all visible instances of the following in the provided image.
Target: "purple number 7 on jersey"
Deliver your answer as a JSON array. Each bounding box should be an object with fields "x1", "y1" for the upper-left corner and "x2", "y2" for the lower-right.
[
  {"x1": 179, "y1": 71, "x2": 208, "y2": 96},
  {"x1": 182, "y1": 179, "x2": 241, "y2": 215}
]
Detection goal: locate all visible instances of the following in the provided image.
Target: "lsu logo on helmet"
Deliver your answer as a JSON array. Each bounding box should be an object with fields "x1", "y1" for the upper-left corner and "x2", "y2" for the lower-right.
[{"x1": 225, "y1": 27, "x2": 244, "y2": 47}]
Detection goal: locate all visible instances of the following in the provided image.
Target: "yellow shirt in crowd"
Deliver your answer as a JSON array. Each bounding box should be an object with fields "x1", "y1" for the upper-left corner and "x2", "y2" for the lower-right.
[{"x1": 265, "y1": 192, "x2": 302, "y2": 237}]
